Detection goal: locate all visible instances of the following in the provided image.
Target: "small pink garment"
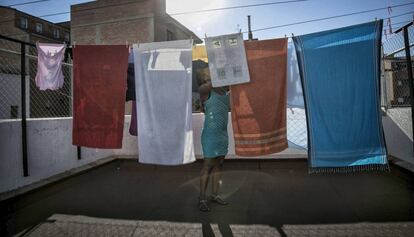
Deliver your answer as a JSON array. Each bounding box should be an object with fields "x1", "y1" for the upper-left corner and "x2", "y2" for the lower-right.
[{"x1": 35, "y1": 42, "x2": 66, "y2": 90}]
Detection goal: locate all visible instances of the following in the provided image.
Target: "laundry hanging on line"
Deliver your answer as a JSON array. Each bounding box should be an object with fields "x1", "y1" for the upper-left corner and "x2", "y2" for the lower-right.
[
  {"x1": 133, "y1": 39, "x2": 196, "y2": 165},
  {"x1": 231, "y1": 38, "x2": 288, "y2": 156},
  {"x1": 35, "y1": 42, "x2": 66, "y2": 90},
  {"x1": 293, "y1": 20, "x2": 388, "y2": 173},
  {"x1": 72, "y1": 45, "x2": 128, "y2": 149},
  {"x1": 205, "y1": 33, "x2": 250, "y2": 87}
]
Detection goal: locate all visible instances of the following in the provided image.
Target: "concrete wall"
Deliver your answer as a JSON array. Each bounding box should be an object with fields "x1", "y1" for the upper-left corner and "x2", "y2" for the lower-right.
[
  {"x1": 0, "y1": 113, "x2": 307, "y2": 194},
  {"x1": 0, "y1": 118, "x2": 112, "y2": 194},
  {"x1": 383, "y1": 115, "x2": 414, "y2": 164}
]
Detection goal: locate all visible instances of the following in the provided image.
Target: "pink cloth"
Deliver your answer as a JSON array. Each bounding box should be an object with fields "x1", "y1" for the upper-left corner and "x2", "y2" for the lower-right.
[{"x1": 35, "y1": 42, "x2": 66, "y2": 90}]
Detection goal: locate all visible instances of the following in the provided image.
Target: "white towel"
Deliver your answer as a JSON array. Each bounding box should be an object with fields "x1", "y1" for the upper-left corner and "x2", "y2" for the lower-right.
[
  {"x1": 35, "y1": 42, "x2": 65, "y2": 90},
  {"x1": 205, "y1": 33, "x2": 250, "y2": 87},
  {"x1": 133, "y1": 40, "x2": 195, "y2": 165}
]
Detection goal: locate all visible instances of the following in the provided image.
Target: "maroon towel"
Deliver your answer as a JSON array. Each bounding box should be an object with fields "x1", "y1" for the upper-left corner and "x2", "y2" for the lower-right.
[
  {"x1": 73, "y1": 45, "x2": 128, "y2": 148},
  {"x1": 129, "y1": 101, "x2": 137, "y2": 136}
]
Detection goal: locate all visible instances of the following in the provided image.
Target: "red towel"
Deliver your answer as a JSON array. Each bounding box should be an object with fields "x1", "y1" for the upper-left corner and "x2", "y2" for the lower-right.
[
  {"x1": 73, "y1": 45, "x2": 128, "y2": 148},
  {"x1": 231, "y1": 39, "x2": 288, "y2": 156}
]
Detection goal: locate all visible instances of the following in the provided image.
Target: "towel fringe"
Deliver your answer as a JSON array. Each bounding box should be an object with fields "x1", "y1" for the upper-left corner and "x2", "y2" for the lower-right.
[{"x1": 308, "y1": 164, "x2": 390, "y2": 174}]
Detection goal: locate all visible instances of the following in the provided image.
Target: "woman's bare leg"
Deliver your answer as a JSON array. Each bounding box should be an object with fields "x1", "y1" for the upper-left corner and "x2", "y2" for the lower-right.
[{"x1": 211, "y1": 156, "x2": 225, "y2": 196}]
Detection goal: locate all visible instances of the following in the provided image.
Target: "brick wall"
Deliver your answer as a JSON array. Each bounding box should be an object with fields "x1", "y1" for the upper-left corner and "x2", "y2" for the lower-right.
[{"x1": 71, "y1": 0, "x2": 160, "y2": 45}]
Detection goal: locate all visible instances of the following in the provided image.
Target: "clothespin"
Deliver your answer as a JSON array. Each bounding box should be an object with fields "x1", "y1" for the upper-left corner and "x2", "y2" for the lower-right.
[
  {"x1": 291, "y1": 33, "x2": 294, "y2": 38},
  {"x1": 204, "y1": 33, "x2": 207, "y2": 39},
  {"x1": 126, "y1": 40, "x2": 129, "y2": 48},
  {"x1": 73, "y1": 41, "x2": 76, "y2": 48},
  {"x1": 284, "y1": 34, "x2": 287, "y2": 39}
]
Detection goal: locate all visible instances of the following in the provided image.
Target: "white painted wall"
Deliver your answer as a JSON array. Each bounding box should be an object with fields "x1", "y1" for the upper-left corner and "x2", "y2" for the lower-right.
[
  {"x1": 0, "y1": 118, "x2": 112, "y2": 194},
  {"x1": 382, "y1": 115, "x2": 414, "y2": 164},
  {"x1": 0, "y1": 114, "x2": 307, "y2": 194}
]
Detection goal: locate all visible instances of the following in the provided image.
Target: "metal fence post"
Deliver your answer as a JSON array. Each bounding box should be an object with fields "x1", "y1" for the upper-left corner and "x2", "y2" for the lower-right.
[
  {"x1": 396, "y1": 22, "x2": 414, "y2": 151},
  {"x1": 21, "y1": 42, "x2": 28, "y2": 177}
]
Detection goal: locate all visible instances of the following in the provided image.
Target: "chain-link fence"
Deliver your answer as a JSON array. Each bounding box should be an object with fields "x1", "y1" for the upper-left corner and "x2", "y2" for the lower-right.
[
  {"x1": 382, "y1": 24, "x2": 413, "y2": 141},
  {"x1": 0, "y1": 36, "x2": 72, "y2": 120},
  {"x1": 0, "y1": 37, "x2": 22, "y2": 119}
]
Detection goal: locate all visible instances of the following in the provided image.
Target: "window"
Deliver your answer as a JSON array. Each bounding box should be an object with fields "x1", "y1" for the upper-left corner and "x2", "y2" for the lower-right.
[
  {"x1": 166, "y1": 29, "x2": 174, "y2": 41},
  {"x1": 53, "y1": 28, "x2": 60, "y2": 39},
  {"x1": 20, "y1": 17, "x2": 28, "y2": 29},
  {"x1": 35, "y1": 23, "x2": 42, "y2": 33},
  {"x1": 64, "y1": 32, "x2": 70, "y2": 42}
]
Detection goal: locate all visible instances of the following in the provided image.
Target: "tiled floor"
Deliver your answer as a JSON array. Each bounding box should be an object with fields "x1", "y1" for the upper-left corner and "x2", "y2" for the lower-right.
[{"x1": 1, "y1": 159, "x2": 414, "y2": 236}]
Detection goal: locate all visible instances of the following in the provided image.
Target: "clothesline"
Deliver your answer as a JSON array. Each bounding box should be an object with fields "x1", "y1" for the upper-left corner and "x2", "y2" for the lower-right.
[{"x1": 33, "y1": 19, "x2": 389, "y2": 173}]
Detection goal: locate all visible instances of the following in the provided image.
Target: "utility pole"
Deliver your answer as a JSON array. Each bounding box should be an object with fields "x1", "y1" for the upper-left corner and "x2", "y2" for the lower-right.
[{"x1": 248, "y1": 15, "x2": 253, "y2": 40}]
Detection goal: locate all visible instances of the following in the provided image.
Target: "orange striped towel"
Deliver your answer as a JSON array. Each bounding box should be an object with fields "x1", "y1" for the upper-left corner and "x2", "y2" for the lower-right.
[{"x1": 230, "y1": 38, "x2": 288, "y2": 156}]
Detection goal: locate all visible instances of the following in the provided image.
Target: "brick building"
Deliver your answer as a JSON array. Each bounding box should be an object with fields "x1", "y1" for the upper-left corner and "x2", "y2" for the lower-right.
[
  {"x1": 71, "y1": 0, "x2": 202, "y2": 45},
  {"x1": 0, "y1": 6, "x2": 70, "y2": 44}
]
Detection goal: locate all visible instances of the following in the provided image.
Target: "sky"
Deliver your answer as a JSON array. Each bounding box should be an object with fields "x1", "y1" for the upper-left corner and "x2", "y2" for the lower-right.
[{"x1": 1, "y1": 0, "x2": 413, "y2": 40}]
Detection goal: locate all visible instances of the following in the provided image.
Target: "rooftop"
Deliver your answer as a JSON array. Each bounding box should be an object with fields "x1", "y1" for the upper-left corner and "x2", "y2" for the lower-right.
[{"x1": 2, "y1": 159, "x2": 414, "y2": 236}]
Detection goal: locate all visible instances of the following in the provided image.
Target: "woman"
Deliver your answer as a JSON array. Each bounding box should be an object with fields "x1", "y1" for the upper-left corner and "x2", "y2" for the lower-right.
[{"x1": 198, "y1": 81, "x2": 230, "y2": 212}]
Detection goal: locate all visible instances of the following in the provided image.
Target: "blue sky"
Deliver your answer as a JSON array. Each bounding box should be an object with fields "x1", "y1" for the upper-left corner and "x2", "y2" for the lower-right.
[{"x1": 1, "y1": 0, "x2": 413, "y2": 40}]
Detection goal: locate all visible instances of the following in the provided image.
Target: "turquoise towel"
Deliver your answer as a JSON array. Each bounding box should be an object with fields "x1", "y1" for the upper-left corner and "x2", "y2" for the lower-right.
[{"x1": 293, "y1": 20, "x2": 388, "y2": 173}]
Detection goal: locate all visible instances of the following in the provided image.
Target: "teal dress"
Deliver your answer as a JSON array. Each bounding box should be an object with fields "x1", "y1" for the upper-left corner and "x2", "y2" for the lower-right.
[{"x1": 201, "y1": 90, "x2": 230, "y2": 158}]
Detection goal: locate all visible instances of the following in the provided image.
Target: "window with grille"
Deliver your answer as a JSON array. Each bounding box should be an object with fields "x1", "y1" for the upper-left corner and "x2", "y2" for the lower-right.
[
  {"x1": 53, "y1": 28, "x2": 60, "y2": 39},
  {"x1": 36, "y1": 23, "x2": 43, "y2": 33},
  {"x1": 20, "y1": 17, "x2": 28, "y2": 29}
]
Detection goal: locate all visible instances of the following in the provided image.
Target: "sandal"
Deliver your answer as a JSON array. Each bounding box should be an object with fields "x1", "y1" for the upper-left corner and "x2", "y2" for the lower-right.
[
  {"x1": 210, "y1": 195, "x2": 229, "y2": 205},
  {"x1": 198, "y1": 199, "x2": 211, "y2": 212}
]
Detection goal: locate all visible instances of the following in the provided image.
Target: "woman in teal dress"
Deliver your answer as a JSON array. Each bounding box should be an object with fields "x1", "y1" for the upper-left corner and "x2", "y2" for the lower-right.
[{"x1": 198, "y1": 81, "x2": 230, "y2": 212}]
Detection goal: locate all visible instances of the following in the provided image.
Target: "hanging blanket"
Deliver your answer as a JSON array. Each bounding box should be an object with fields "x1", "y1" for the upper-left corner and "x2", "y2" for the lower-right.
[
  {"x1": 293, "y1": 20, "x2": 388, "y2": 173},
  {"x1": 205, "y1": 33, "x2": 250, "y2": 87},
  {"x1": 231, "y1": 38, "x2": 288, "y2": 156},
  {"x1": 133, "y1": 40, "x2": 195, "y2": 165},
  {"x1": 72, "y1": 45, "x2": 128, "y2": 148}
]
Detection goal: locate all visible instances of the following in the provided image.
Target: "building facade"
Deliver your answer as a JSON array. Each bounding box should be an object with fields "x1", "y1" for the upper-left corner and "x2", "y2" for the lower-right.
[
  {"x1": 0, "y1": 6, "x2": 70, "y2": 44},
  {"x1": 71, "y1": 0, "x2": 201, "y2": 45}
]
